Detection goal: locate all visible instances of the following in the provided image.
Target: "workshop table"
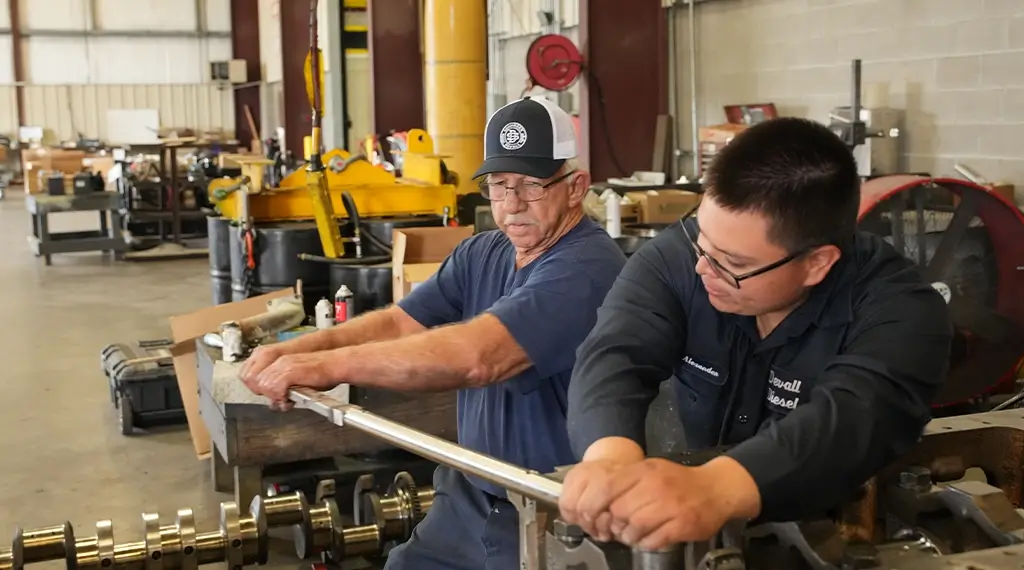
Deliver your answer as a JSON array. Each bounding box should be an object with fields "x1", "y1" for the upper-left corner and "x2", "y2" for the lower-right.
[
  {"x1": 195, "y1": 341, "x2": 459, "y2": 507},
  {"x1": 26, "y1": 192, "x2": 127, "y2": 265}
]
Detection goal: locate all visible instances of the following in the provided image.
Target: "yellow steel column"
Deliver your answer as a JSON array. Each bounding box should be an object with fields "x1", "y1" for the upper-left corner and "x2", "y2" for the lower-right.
[{"x1": 423, "y1": 0, "x2": 487, "y2": 195}]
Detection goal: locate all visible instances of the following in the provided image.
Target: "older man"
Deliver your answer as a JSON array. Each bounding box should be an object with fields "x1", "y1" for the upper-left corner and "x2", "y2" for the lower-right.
[{"x1": 241, "y1": 96, "x2": 626, "y2": 570}]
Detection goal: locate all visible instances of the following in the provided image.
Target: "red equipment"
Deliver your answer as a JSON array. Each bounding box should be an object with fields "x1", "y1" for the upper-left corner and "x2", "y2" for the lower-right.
[
  {"x1": 525, "y1": 34, "x2": 584, "y2": 92},
  {"x1": 858, "y1": 175, "x2": 1024, "y2": 408}
]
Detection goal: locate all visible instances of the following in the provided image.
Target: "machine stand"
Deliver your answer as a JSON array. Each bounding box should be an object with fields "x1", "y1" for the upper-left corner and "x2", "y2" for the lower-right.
[{"x1": 27, "y1": 192, "x2": 127, "y2": 265}]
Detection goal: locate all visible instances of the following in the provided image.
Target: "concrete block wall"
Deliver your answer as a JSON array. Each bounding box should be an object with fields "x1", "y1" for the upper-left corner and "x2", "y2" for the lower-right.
[{"x1": 676, "y1": 0, "x2": 1024, "y2": 201}]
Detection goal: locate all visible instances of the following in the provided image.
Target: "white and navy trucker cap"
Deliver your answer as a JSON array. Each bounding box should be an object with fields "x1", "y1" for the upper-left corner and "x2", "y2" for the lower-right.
[{"x1": 472, "y1": 96, "x2": 578, "y2": 180}]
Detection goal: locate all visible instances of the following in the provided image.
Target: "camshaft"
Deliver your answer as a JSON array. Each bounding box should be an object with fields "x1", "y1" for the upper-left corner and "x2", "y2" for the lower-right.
[{"x1": 0, "y1": 472, "x2": 434, "y2": 570}]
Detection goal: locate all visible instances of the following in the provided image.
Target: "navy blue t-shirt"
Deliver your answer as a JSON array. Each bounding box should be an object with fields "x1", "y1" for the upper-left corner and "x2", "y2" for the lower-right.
[{"x1": 397, "y1": 217, "x2": 626, "y2": 497}]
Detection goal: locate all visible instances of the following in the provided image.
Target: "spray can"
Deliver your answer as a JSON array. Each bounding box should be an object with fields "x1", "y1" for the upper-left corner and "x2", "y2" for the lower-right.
[
  {"x1": 604, "y1": 192, "x2": 622, "y2": 238},
  {"x1": 334, "y1": 285, "x2": 354, "y2": 323},
  {"x1": 314, "y1": 298, "x2": 334, "y2": 330}
]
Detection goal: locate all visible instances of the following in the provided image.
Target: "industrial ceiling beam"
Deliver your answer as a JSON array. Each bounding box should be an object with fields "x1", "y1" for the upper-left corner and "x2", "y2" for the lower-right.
[
  {"x1": 229, "y1": 0, "x2": 261, "y2": 149},
  {"x1": 578, "y1": 0, "x2": 669, "y2": 182},
  {"x1": 367, "y1": 0, "x2": 424, "y2": 151},
  {"x1": 7, "y1": 0, "x2": 24, "y2": 125}
]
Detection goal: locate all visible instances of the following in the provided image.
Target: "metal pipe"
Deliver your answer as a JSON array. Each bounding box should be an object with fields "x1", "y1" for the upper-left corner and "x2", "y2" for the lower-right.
[
  {"x1": 325, "y1": 0, "x2": 347, "y2": 150},
  {"x1": 631, "y1": 545, "x2": 684, "y2": 569},
  {"x1": 851, "y1": 58, "x2": 861, "y2": 127},
  {"x1": 687, "y1": 0, "x2": 699, "y2": 178},
  {"x1": 288, "y1": 388, "x2": 563, "y2": 505},
  {"x1": 550, "y1": 0, "x2": 572, "y2": 110},
  {"x1": 486, "y1": 0, "x2": 500, "y2": 115},
  {"x1": 666, "y1": 4, "x2": 678, "y2": 181}
]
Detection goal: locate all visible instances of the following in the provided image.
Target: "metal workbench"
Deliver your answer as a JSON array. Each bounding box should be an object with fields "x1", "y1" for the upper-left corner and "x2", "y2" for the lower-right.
[
  {"x1": 195, "y1": 340, "x2": 458, "y2": 507},
  {"x1": 25, "y1": 191, "x2": 127, "y2": 265}
]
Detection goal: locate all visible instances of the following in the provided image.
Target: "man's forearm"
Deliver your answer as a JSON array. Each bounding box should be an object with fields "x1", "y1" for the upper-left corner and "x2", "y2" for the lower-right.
[
  {"x1": 277, "y1": 307, "x2": 413, "y2": 353},
  {"x1": 321, "y1": 314, "x2": 529, "y2": 391},
  {"x1": 582, "y1": 437, "x2": 645, "y2": 463}
]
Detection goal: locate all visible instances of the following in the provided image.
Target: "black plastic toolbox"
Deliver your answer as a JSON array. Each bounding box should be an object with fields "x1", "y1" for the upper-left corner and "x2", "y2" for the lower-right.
[{"x1": 100, "y1": 339, "x2": 187, "y2": 435}]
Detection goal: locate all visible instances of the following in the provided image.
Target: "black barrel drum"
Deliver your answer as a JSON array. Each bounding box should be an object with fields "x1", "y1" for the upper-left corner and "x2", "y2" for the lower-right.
[
  {"x1": 339, "y1": 215, "x2": 445, "y2": 257},
  {"x1": 207, "y1": 216, "x2": 233, "y2": 305},
  {"x1": 330, "y1": 215, "x2": 447, "y2": 316},
  {"x1": 229, "y1": 221, "x2": 329, "y2": 316},
  {"x1": 328, "y1": 263, "x2": 394, "y2": 317}
]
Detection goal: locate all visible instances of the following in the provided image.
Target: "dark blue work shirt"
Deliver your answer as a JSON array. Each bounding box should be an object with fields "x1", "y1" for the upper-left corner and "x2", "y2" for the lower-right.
[
  {"x1": 569, "y1": 219, "x2": 953, "y2": 521},
  {"x1": 398, "y1": 217, "x2": 626, "y2": 497}
]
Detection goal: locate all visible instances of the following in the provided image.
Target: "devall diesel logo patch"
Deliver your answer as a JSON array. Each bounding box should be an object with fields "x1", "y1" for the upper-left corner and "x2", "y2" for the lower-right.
[{"x1": 767, "y1": 368, "x2": 802, "y2": 411}]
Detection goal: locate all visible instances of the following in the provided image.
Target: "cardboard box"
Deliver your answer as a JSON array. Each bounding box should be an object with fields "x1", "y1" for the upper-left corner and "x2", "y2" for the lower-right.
[
  {"x1": 21, "y1": 148, "x2": 87, "y2": 193},
  {"x1": 949, "y1": 183, "x2": 1016, "y2": 208},
  {"x1": 83, "y1": 155, "x2": 116, "y2": 182},
  {"x1": 391, "y1": 226, "x2": 474, "y2": 303},
  {"x1": 625, "y1": 190, "x2": 702, "y2": 224},
  {"x1": 169, "y1": 288, "x2": 296, "y2": 459},
  {"x1": 986, "y1": 183, "x2": 1014, "y2": 205},
  {"x1": 698, "y1": 124, "x2": 749, "y2": 177},
  {"x1": 619, "y1": 203, "x2": 641, "y2": 225},
  {"x1": 698, "y1": 123, "x2": 748, "y2": 146}
]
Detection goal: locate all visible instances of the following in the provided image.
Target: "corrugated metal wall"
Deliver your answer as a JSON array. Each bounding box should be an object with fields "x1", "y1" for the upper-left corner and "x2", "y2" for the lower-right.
[
  {"x1": 488, "y1": 0, "x2": 580, "y2": 115},
  {"x1": 9, "y1": 84, "x2": 233, "y2": 141},
  {"x1": 494, "y1": 0, "x2": 578, "y2": 36},
  {"x1": 0, "y1": 0, "x2": 236, "y2": 141}
]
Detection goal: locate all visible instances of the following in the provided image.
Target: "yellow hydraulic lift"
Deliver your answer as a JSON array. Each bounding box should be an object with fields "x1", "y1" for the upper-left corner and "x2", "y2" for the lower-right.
[
  {"x1": 302, "y1": 5, "x2": 343, "y2": 258},
  {"x1": 207, "y1": 0, "x2": 486, "y2": 259},
  {"x1": 208, "y1": 143, "x2": 458, "y2": 235},
  {"x1": 208, "y1": 2, "x2": 459, "y2": 261}
]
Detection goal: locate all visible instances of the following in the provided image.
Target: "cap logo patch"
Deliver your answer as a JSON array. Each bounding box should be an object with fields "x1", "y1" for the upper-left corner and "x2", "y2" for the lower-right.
[{"x1": 498, "y1": 121, "x2": 528, "y2": 151}]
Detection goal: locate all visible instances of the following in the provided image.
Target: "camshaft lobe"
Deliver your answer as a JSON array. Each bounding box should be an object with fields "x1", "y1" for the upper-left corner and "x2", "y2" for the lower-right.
[{"x1": 0, "y1": 475, "x2": 436, "y2": 570}]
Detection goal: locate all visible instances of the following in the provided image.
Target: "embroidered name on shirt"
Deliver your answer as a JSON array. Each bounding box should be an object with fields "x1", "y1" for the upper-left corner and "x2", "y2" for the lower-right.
[
  {"x1": 767, "y1": 369, "x2": 801, "y2": 411},
  {"x1": 682, "y1": 356, "x2": 719, "y2": 378}
]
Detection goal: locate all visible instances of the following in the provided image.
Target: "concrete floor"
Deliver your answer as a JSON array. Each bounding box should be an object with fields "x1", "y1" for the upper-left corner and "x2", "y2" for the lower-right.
[{"x1": 0, "y1": 188, "x2": 309, "y2": 569}]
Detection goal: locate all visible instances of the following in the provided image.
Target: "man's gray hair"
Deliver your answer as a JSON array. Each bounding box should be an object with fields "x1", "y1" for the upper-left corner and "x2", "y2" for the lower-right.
[{"x1": 561, "y1": 158, "x2": 581, "y2": 175}]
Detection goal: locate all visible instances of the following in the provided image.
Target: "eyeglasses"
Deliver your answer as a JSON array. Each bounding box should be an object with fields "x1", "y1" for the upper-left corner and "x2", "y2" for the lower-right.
[
  {"x1": 478, "y1": 169, "x2": 577, "y2": 202},
  {"x1": 680, "y1": 205, "x2": 811, "y2": 289}
]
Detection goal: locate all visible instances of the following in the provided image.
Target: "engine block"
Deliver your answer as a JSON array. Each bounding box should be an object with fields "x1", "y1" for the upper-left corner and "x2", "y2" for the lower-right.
[{"x1": 513, "y1": 408, "x2": 1024, "y2": 570}]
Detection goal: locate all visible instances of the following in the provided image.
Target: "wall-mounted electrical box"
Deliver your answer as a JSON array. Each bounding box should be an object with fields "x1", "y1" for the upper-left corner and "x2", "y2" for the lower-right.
[{"x1": 209, "y1": 60, "x2": 248, "y2": 84}]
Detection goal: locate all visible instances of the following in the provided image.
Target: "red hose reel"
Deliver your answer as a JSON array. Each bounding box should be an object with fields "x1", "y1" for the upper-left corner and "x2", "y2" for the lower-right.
[
  {"x1": 858, "y1": 175, "x2": 1024, "y2": 408},
  {"x1": 525, "y1": 34, "x2": 584, "y2": 92}
]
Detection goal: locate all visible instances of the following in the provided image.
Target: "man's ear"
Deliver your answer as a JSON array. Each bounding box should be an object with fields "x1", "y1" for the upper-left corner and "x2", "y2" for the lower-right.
[
  {"x1": 567, "y1": 170, "x2": 592, "y2": 206},
  {"x1": 801, "y1": 244, "x2": 842, "y2": 287}
]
